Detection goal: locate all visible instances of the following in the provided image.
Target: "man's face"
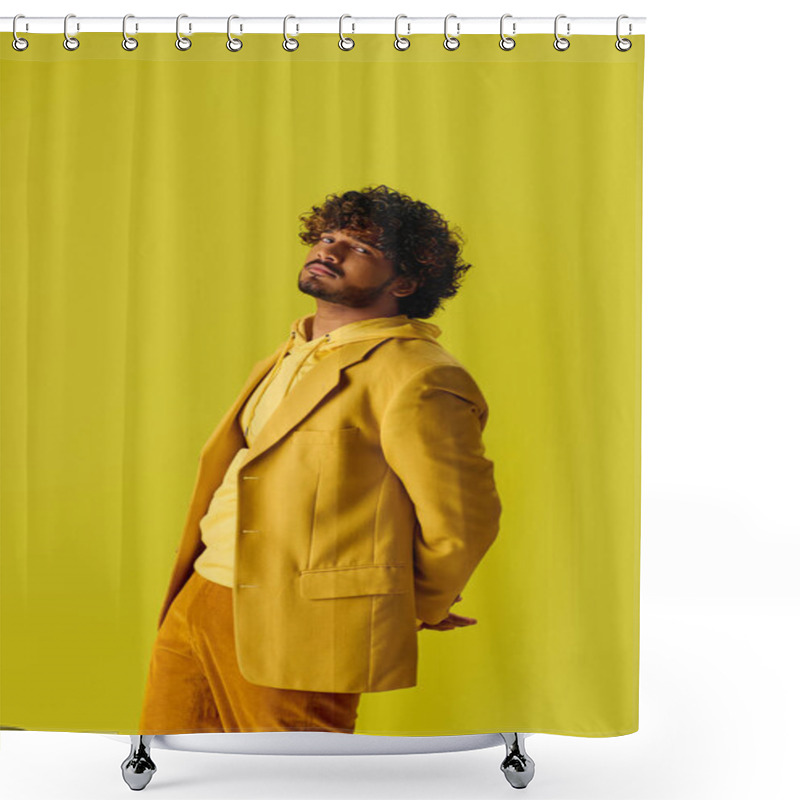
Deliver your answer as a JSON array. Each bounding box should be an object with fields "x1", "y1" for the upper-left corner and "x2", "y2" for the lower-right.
[{"x1": 298, "y1": 227, "x2": 414, "y2": 309}]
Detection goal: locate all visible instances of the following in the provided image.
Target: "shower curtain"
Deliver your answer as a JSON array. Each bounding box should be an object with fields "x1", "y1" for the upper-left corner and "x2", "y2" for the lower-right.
[{"x1": 0, "y1": 30, "x2": 644, "y2": 737}]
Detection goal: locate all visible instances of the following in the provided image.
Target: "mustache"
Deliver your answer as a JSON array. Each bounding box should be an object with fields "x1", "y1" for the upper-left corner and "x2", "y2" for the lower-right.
[{"x1": 306, "y1": 261, "x2": 340, "y2": 276}]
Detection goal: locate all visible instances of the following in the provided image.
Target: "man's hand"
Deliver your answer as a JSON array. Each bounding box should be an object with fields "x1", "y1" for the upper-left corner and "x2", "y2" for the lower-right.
[{"x1": 416, "y1": 594, "x2": 477, "y2": 631}]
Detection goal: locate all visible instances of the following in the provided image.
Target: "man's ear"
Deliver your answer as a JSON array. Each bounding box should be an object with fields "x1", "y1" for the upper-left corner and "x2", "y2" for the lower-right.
[{"x1": 392, "y1": 276, "x2": 419, "y2": 298}]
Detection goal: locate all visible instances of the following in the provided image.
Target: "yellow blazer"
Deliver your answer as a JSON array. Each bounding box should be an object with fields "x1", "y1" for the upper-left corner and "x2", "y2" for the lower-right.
[{"x1": 157, "y1": 333, "x2": 502, "y2": 693}]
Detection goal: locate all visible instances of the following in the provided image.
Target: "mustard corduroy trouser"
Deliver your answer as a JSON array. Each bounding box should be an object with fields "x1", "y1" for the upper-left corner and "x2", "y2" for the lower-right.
[{"x1": 138, "y1": 569, "x2": 361, "y2": 733}]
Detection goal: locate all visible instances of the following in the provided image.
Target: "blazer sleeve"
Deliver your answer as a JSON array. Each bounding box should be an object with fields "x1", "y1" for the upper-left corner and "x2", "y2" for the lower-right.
[{"x1": 380, "y1": 363, "x2": 502, "y2": 626}]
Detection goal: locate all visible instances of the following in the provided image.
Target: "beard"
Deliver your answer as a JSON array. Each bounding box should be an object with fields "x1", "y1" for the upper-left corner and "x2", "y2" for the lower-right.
[{"x1": 297, "y1": 271, "x2": 397, "y2": 309}]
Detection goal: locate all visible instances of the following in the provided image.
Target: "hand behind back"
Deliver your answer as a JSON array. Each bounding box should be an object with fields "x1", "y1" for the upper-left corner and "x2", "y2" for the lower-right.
[{"x1": 416, "y1": 594, "x2": 477, "y2": 631}]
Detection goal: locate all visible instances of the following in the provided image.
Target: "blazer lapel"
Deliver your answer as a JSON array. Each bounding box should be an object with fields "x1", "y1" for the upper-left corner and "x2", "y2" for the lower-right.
[
  {"x1": 199, "y1": 336, "x2": 392, "y2": 474},
  {"x1": 198, "y1": 342, "x2": 286, "y2": 461},
  {"x1": 239, "y1": 337, "x2": 388, "y2": 469}
]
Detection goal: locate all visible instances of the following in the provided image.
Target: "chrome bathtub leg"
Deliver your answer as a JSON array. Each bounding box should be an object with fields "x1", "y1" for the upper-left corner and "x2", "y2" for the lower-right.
[
  {"x1": 121, "y1": 735, "x2": 157, "y2": 791},
  {"x1": 499, "y1": 732, "x2": 535, "y2": 789}
]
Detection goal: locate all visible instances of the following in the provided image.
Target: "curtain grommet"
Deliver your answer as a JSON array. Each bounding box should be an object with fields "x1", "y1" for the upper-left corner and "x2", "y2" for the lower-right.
[
  {"x1": 394, "y1": 15, "x2": 411, "y2": 51},
  {"x1": 175, "y1": 14, "x2": 192, "y2": 51},
  {"x1": 226, "y1": 15, "x2": 243, "y2": 52},
  {"x1": 553, "y1": 14, "x2": 570, "y2": 51},
  {"x1": 443, "y1": 14, "x2": 460, "y2": 51},
  {"x1": 283, "y1": 15, "x2": 299, "y2": 51},
  {"x1": 12, "y1": 14, "x2": 29, "y2": 51},
  {"x1": 63, "y1": 13, "x2": 80, "y2": 51}
]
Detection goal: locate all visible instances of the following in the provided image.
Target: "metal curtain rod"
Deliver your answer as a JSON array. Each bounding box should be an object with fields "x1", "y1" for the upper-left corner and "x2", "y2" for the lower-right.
[{"x1": 1, "y1": 15, "x2": 646, "y2": 36}]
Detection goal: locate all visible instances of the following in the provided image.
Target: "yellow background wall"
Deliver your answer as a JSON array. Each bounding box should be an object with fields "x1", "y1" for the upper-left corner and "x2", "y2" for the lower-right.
[{"x1": 0, "y1": 33, "x2": 643, "y2": 735}]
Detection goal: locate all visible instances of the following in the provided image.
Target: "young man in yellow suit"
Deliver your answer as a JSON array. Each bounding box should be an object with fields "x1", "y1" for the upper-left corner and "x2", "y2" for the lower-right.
[{"x1": 138, "y1": 185, "x2": 502, "y2": 734}]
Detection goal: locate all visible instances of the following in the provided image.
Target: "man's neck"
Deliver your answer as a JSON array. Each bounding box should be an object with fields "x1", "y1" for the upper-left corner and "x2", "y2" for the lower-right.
[{"x1": 309, "y1": 306, "x2": 400, "y2": 340}]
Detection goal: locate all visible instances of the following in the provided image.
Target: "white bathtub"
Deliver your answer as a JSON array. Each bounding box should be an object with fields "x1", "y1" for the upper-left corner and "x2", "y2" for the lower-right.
[{"x1": 106, "y1": 731, "x2": 535, "y2": 790}]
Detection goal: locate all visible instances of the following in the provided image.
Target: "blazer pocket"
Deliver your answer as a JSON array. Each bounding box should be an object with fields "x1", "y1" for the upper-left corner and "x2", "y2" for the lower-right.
[{"x1": 299, "y1": 564, "x2": 412, "y2": 599}]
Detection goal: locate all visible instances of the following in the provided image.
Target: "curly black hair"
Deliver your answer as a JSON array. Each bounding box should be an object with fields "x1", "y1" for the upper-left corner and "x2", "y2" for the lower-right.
[{"x1": 298, "y1": 185, "x2": 472, "y2": 319}]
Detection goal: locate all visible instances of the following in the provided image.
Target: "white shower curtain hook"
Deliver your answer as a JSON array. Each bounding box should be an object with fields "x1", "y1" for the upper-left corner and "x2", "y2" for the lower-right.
[
  {"x1": 394, "y1": 15, "x2": 411, "y2": 51},
  {"x1": 175, "y1": 14, "x2": 192, "y2": 51},
  {"x1": 11, "y1": 14, "x2": 29, "y2": 51},
  {"x1": 63, "y1": 13, "x2": 80, "y2": 51},
  {"x1": 553, "y1": 14, "x2": 570, "y2": 51},
  {"x1": 339, "y1": 14, "x2": 355, "y2": 51},
  {"x1": 443, "y1": 14, "x2": 460, "y2": 51},
  {"x1": 122, "y1": 15, "x2": 138, "y2": 51},
  {"x1": 615, "y1": 14, "x2": 632, "y2": 51},
  {"x1": 226, "y1": 15, "x2": 243, "y2": 52},
  {"x1": 283, "y1": 15, "x2": 299, "y2": 51},
  {"x1": 499, "y1": 14, "x2": 516, "y2": 51}
]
